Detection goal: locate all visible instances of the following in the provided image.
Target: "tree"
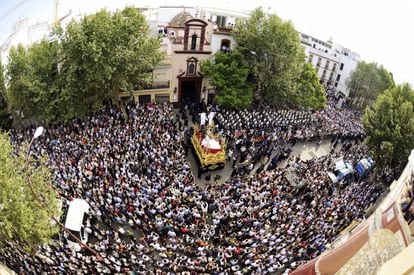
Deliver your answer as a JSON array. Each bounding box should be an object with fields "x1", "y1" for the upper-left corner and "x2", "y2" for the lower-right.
[
  {"x1": 0, "y1": 58, "x2": 12, "y2": 129},
  {"x1": 347, "y1": 61, "x2": 395, "y2": 108},
  {"x1": 294, "y1": 63, "x2": 326, "y2": 110},
  {"x1": 26, "y1": 40, "x2": 61, "y2": 123},
  {"x1": 59, "y1": 7, "x2": 163, "y2": 119},
  {"x1": 6, "y1": 41, "x2": 60, "y2": 124},
  {"x1": 363, "y1": 84, "x2": 414, "y2": 171},
  {"x1": 6, "y1": 45, "x2": 32, "y2": 121},
  {"x1": 201, "y1": 51, "x2": 252, "y2": 109},
  {"x1": 0, "y1": 131, "x2": 61, "y2": 252},
  {"x1": 6, "y1": 7, "x2": 162, "y2": 123},
  {"x1": 233, "y1": 8, "x2": 305, "y2": 107}
]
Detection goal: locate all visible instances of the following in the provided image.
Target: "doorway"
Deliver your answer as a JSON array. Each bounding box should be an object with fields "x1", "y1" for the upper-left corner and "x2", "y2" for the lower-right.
[
  {"x1": 138, "y1": 95, "x2": 151, "y2": 105},
  {"x1": 180, "y1": 80, "x2": 199, "y2": 106}
]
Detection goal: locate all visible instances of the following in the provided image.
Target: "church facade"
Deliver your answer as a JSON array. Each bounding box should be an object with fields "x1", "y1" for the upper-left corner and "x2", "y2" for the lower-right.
[{"x1": 117, "y1": 7, "x2": 244, "y2": 107}]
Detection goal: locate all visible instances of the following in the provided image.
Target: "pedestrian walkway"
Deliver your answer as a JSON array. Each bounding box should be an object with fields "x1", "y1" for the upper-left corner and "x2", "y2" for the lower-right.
[{"x1": 0, "y1": 263, "x2": 16, "y2": 275}]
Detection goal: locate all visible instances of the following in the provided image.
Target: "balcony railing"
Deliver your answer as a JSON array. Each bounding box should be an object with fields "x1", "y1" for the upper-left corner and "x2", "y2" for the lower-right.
[
  {"x1": 140, "y1": 81, "x2": 170, "y2": 90},
  {"x1": 214, "y1": 26, "x2": 233, "y2": 34}
]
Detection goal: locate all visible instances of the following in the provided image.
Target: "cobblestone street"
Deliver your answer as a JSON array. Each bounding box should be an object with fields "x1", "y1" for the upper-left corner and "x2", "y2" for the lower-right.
[{"x1": 187, "y1": 136, "x2": 341, "y2": 187}]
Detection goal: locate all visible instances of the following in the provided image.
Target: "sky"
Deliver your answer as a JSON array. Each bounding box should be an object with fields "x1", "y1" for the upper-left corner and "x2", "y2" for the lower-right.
[{"x1": 0, "y1": 0, "x2": 413, "y2": 86}]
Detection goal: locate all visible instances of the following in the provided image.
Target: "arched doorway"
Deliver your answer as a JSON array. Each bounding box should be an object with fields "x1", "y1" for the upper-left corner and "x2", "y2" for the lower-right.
[{"x1": 178, "y1": 75, "x2": 202, "y2": 107}]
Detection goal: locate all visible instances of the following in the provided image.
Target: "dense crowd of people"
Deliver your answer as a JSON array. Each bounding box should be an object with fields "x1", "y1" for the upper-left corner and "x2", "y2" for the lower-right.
[
  {"x1": 214, "y1": 97, "x2": 364, "y2": 143},
  {"x1": 0, "y1": 98, "x2": 384, "y2": 274}
]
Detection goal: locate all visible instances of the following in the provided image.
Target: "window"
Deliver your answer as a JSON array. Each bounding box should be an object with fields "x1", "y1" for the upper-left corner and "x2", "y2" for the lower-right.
[
  {"x1": 336, "y1": 74, "x2": 341, "y2": 81},
  {"x1": 235, "y1": 17, "x2": 241, "y2": 26},
  {"x1": 339, "y1": 63, "x2": 344, "y2": 70},
  {"x1": 322, "y1": 70, "x2": 327, "y2": 80},
  {"x1": 316, "y1": 57, "x2": 322, "y2": 67},
  {"x1": 191, "y1": 34, "x2": 197, "y2": 50},
  {"x1": 220, "y1": 39, "x2": 231, "y2": 53},
  {"x1": 329, "y1": 72, "x2": 334, "y2": 82},
  {"x1": 325, "y1": 60, "x2": 330, "y2": 69},
  {"x1": 334, "y1": 82, "x2": 338, "y2": 87},
  {"x1": 216, "y1": 15, "x2": 227, "y2": 28},
  {"x1": 308, "y1": 55, "x2": 313, "y2": 63},
  {"x1": 155, "y1": 94, "x2": 170, "y2": 103},
  {"x1": 332, "y1": 63, "x2": 337, "y2": 72}
]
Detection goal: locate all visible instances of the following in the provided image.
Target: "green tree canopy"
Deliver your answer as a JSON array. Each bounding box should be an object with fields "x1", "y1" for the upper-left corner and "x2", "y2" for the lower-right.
[
  {"x1": 201, "y1": 51, "x2": 252, "y2": 109},
  {"x1": 0, "y1": 58, "x2": 11, "y2": 129},
  {"x1": 294, "y1": 63, "x2": 326, "y2": 110},
  {"x1": 363, "y1": 84, "x2": 414, "y2": 171},
  {"x1": 233, "y1": 8, "x2": 305, "y2": 107},
  {"x1": 6, "y1": 7, "x2": 162, "y2": 124},
  {"x1": 347, "y1": 61, "x2": 395, "y2": 108},
  {"x1": 59, "y1": 7, "x2": 163, "y2": 119},
  {"x1": 6, "y1": 45, "x2": 32, "y2": 120},
  {"x1": 0, "y1": 131, "x2": 61, "y2": 252},
  {"x1": 6, "y1": 41, "x2": 60, "y2": 124}
]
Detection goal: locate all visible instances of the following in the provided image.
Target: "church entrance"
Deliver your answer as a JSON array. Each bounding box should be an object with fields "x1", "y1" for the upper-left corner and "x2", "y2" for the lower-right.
[
  {"x1": 178, "y1": 76, "x2": 202, "y2": 108},
  {"x1": 181, "y1": 80, "x2": 198, "y2": 106}
]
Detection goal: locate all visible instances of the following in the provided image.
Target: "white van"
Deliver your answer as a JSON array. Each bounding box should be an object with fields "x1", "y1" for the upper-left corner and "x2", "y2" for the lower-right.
[
  {"x1": 327, "y1": 158, "x2": 354, "y2": 184},
  {"x1": 64, "y1": 199, "x2": 90, "y2": 248}
]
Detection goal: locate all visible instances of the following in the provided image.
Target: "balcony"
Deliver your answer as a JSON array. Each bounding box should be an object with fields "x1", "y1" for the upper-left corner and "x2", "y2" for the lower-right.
[
  {"x1": 213, "y1": 26, "x2": 233, "y2": 35},
  {"x1": 139, "y1": 81, "x2": 170, "y2": 90}
]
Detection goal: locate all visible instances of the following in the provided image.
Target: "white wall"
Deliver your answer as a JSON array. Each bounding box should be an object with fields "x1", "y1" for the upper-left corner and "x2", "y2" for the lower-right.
[
  {"x1": 304, "y1": 44, "x2": 339, "y2": 84},
  {"x1": 200, "y1": 7, "x2": 249, "y2": 26},
  {"x1": 211, "y1": 33, "x2": 235, "y2": 54},
  {"x1": 333, "y1": 44, "x2": 361, "y2": 97},
  {"x1": 301, "y1": 33, "x2": 361, "y2": 96},
  {"x1": 0, "y1": 18, "x2": 51, "y2": 66}
]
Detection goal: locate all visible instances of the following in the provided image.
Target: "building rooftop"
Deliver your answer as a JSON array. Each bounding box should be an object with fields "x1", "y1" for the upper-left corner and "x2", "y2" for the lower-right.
[{"x1": 168, "y1": 11, "x2": 193, "y2": 27}]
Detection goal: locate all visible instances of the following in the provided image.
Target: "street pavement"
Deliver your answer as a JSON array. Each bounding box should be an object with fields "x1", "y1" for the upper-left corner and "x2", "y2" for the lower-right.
[
  {"x1": 187, "y1": 137, "x2": 338, "y2": 187},
  {"x1": 0, "y1": 264, "x2": 16, "y2": 275}
]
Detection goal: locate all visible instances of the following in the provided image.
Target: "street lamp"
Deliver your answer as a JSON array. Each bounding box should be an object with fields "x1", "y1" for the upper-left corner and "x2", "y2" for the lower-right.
[
  {"x1": 33, "y1": 126, "x2": 44, "y2": 139},
  {"x1": 26, "y1": 126, "x2": 45, "y2": 162}
]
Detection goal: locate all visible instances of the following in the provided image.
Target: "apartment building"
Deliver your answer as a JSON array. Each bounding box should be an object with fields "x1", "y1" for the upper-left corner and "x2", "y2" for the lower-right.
[{"x1": 300, "y1": 33, "x2": 360, "y2": 97}]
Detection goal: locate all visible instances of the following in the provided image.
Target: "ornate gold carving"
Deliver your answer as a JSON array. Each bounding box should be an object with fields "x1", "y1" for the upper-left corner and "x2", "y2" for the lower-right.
[{"x1": 191, "y1": 124, "x2": 226, "y2": 168}]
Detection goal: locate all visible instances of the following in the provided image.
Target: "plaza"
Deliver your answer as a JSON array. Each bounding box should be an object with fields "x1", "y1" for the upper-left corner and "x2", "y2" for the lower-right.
[
  {"x1": 0, "y1": 90, "x2": 390, "y2": 274},
  {"x1": 1, "y1": 3, "x2": 414, "y2": 275}
]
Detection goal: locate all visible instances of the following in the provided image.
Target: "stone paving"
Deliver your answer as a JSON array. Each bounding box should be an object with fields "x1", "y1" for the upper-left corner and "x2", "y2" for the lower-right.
[
  {"x1": 187, "y1": 137, "x2": 339, "y2": 187},
  {"x1": 0, "y1": 264, "x2": 16, "y2": 275}
]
